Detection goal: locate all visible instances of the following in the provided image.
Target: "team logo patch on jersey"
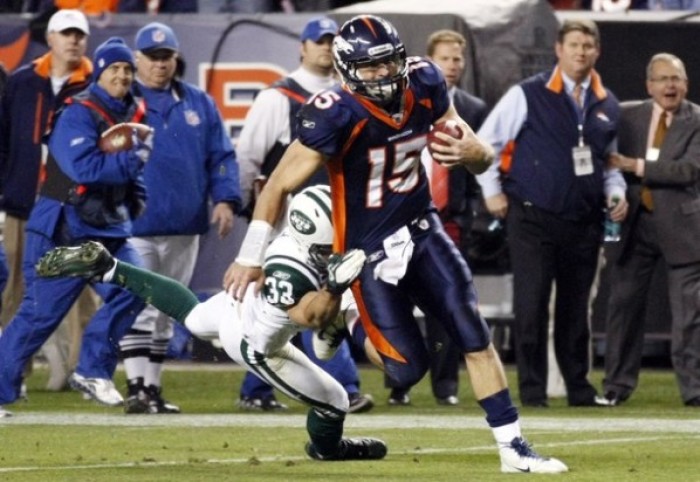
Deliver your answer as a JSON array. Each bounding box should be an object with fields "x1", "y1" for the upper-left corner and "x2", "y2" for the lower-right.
[
  {"x1": 272, "y1": 270, "x2": 291, "y2": 280},
  {"x1": 289, "y1": 210, "x2": 316, "y2": 235},
  {"x1": 302, "y1": 119, "x2": 316, "y2": 129},
  {"x1": 184, "y1": 110, "x2": 201, "y2": 126}
]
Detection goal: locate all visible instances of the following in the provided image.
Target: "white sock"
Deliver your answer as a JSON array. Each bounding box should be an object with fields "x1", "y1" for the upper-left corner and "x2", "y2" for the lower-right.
[
  {"x1": 492, "y1": 421, "x2": 522, "y2": 448},
  {"x1": 145, "y1": 361, "x2": 163, "y2": 388},
  {"x1": 123, "y1": 356, "x2": 148, "y2": 381}
]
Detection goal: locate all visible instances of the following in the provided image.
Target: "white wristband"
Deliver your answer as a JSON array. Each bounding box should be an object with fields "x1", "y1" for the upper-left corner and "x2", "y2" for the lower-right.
[{"x1": 235, "y1": 220, "x2": 273, "y2": 267}]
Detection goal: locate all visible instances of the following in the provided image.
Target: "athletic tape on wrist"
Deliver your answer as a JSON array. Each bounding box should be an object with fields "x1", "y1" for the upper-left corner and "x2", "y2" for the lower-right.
[{"x1": 235, "y1": 220, "x2": 273, "y2": 267}]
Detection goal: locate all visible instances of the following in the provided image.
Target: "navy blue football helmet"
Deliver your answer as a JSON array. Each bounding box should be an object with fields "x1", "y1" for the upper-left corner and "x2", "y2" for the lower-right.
[{"x1": 332, "y1": 15, "x2": 408, "y2": 106}]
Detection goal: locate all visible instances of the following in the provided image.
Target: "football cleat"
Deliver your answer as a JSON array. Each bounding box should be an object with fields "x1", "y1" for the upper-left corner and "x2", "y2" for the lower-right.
[
  {"x1": 237, "y1": 396, "x2": 288, "y2": 412},
  {"x1": 436, "y1": 395, "x2": 459, "y2": 406},
  {"x1": 125, "y1": 392, "x2": 150, "y2": 414},
  {"x1": 499, "y1": 437, "x2": 568, "y2": 474},
  {"x1": 312, "y1": 315, "x2": 348, "y2": 361},
  {"x1": 348, "y1": 393, "x2": 375, "y2": 414},
  {"x1": 36, "y1": 241, "x2": 115, "y2": 281},
  {"x1": 305, "y1": 437, "x2": 387, "y2": 461},
  {"x1": 387, "y1": 388, "x2": 411, "y2": 406},
  {"x1": 146, "y1": 385, "x2": 181, "y2": 414},
  {"x1": 124, "y1": 377, "x2": 150, "y2": 414},
  {"x1": 0, "y1": 406, "x2": 13, "y2": 418},
  {"x1": 69, "y1": 373, "x2": 124, "y2": 407}
]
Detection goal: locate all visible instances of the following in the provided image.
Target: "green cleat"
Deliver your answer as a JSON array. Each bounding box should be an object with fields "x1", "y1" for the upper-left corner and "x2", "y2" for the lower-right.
[{"x1": 35, "y1": 241, "x2": 115, "y2": 281}]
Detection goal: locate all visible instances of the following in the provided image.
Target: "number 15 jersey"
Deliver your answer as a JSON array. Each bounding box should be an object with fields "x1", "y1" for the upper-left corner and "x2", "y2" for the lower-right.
[{"x1": 297, "y1": 57, "x2": 450, "y2": 253}]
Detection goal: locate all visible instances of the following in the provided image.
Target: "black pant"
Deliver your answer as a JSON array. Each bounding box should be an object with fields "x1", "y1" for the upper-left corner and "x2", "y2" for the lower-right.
[{"x1": 506, "y1": 201, "x2": 600, "y2": 406}]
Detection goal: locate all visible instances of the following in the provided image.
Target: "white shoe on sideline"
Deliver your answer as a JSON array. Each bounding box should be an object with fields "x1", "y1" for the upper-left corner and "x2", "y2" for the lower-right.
[
  {"x1": 0, "y1": 406, "x2": 13, "y2": 418},
  {"x1": 69, "y1": 373, "x2": 123, "y2": 407},
  {"x1": 499, "y1": 437, "x2": 568, "y2": 473}
]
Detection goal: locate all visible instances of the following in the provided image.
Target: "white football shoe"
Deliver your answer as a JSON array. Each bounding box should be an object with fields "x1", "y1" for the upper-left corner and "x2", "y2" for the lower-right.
[
  {"x1": 69, "y1": 373, "x2": 123, "y2": 407},
  {"x1": 499, "y1": 437, "x2": 568, "y2": 474},
  {"x1": 0, "y1": 406, "x2": 13, "y2": 418}
]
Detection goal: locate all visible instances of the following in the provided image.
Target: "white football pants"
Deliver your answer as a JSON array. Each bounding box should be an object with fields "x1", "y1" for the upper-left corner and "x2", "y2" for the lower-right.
[{"x1": 185, "y1": 292, "x2": 349, "y2": 414}]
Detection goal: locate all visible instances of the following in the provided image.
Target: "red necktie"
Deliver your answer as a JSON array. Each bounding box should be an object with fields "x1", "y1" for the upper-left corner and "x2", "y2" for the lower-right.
[{"x1": 431, "y1": 160, "x2": 449, "y2": 211}]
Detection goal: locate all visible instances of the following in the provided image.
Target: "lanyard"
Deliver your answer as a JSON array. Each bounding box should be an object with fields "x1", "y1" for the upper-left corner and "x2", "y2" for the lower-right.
[{"x1": 569, "y1": 91, "x2": 586, "y2": 147}]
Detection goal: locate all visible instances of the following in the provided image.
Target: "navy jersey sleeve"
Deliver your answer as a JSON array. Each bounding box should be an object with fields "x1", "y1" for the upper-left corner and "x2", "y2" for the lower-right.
[
  {"x1": 408, "y1": 56, "x2": 451, "y2": 123},
  {"x1": 297, "y1": 88, "x2": 355, "y2": 158}
]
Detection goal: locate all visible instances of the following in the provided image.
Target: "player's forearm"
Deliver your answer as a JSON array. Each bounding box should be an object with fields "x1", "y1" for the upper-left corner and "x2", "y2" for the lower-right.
[
  {"x1": 462, "y1": 138, "x2": 495, "y2": 175},
  {"x1": 289, "y1": 290, "x2": 341, "y2": 329}
]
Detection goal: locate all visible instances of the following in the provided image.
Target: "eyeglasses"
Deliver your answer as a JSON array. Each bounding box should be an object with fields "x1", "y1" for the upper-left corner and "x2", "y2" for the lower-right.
[{"x1": 649, "y1": 75, "x2": 686, "y2": 85}]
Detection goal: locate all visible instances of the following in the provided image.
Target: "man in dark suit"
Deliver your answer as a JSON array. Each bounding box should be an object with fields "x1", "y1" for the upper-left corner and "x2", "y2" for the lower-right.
[
  {"x1": 386, "y1": 30, "x2": 489, "y2": 407},
  {"x1": 599, "y1": 53, "x2": 700, "y2": 407}
]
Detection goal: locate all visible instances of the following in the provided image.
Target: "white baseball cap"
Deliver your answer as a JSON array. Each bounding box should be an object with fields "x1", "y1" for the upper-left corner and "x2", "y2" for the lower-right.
[{"x1": 47, "y1": 9, "x2": 90, "y2": 35}]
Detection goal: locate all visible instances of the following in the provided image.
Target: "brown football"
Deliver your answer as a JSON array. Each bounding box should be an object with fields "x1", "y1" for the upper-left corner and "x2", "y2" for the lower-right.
[
  {"x1": 427, "y1": 120, "x2": 464, "y2": 158},
  {"x1": 98, "y1": 123, "x2": 152, "y2": 153}
]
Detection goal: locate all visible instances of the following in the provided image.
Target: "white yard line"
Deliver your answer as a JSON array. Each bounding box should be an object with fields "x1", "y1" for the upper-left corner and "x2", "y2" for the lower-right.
[{"x1": 3, "y1": 412, "x2": 699, "y2": 433}]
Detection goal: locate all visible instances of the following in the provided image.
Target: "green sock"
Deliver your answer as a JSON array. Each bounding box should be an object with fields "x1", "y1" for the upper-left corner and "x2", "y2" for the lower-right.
[
  {"x1": 112, "y1": 261, "x2": 200, "y2": 322},
  {"x1": 307, "y1": 408, "x2": 344, "y2": 457}
]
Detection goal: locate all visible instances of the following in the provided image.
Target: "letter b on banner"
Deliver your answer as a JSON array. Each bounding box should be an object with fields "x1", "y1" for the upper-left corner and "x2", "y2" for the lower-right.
[{"x1": 199, "y1": 63, "x2": 288, "y2": 139}]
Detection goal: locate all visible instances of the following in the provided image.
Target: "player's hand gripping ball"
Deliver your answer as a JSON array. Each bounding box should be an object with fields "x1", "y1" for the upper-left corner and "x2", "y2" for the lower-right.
[
  {"x1": 98, "y1": 123, "x2": 153, "y2": 153},
  {"x1": 427, "y1": 120, "x2": 464, "y2": 158}
]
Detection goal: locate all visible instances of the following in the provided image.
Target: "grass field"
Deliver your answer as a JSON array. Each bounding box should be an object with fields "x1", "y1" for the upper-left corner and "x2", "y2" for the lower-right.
[{"x1": 1, "y1": 364, "x2": 699, "y2": 481}]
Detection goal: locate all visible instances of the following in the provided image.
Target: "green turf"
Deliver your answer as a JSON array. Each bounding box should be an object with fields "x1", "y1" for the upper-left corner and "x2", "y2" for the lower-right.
[{"x1": 1, "y1": 364, "x2": 698, "y2": 481}]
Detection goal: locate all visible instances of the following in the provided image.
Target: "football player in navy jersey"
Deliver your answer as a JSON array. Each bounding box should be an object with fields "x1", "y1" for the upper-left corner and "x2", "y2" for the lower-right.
[
  {"x1": 36, "y1": 185, "x2": 387, "y2": 462},
  {"x1": 225, "y1": 15, "x2": 567, "y2": 473}
]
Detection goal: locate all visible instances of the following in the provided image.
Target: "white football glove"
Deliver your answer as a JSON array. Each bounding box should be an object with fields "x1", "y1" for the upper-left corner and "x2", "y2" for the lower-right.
[
  {"x1": 132, "y1": 125, "x2": 154, "y2": 164},
  {"x1": 326, "y1": 249, "x2": 366, "y2": 295}
]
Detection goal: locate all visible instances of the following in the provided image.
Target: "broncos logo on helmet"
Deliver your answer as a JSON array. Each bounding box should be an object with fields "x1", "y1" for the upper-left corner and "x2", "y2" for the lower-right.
[{"x1": 332, "y1": 15, "x2": 408, "y2": 107}]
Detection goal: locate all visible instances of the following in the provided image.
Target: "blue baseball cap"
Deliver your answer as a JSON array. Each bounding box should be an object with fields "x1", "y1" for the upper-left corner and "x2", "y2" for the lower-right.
[
  {"x1": 300, "y1": 17, "x2": 338, "y2": 43},
  {"x1": 135, "y1": 22, "x2": 179, "y2": 53}
]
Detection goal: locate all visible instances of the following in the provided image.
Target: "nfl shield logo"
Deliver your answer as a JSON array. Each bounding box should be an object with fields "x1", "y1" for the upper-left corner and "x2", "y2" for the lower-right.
[
  {"x1": 152, "y1": 29, "x2": 166, "y2": 44},
  {"x1": 185, "y1": 110, "x2": 201, "y2": 126}
]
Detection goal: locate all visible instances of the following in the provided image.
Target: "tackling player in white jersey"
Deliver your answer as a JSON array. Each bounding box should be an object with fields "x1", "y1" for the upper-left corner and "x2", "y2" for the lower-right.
[{"x1": 36, "y1": 185, "x2": 386, "y2": 461}]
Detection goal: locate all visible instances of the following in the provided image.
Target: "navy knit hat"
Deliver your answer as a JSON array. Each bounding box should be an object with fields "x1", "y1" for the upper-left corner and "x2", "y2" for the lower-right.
[{"x1": 93, "y1": 37, "x2": 135, "y2": 81}]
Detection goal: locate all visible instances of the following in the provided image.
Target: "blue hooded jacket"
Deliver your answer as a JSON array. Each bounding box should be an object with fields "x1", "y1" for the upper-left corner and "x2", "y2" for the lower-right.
[{"x1": 130, "y1": 79, "x2": 240, "y2": 236}]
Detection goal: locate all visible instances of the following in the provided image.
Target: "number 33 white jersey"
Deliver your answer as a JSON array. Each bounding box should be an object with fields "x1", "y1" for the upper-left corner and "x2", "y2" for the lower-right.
[{"x1": 183, "y1": 229, "x2": 348, "y2": 412}]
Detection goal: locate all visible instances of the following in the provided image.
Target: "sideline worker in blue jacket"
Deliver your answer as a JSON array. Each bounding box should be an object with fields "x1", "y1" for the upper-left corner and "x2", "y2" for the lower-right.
[
  {"x1": 0, "y1": 37, "x2": 152, "y2": 411},
  {"x1": 118, "y1": 22, "x2": 241, "y2": 415}
]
